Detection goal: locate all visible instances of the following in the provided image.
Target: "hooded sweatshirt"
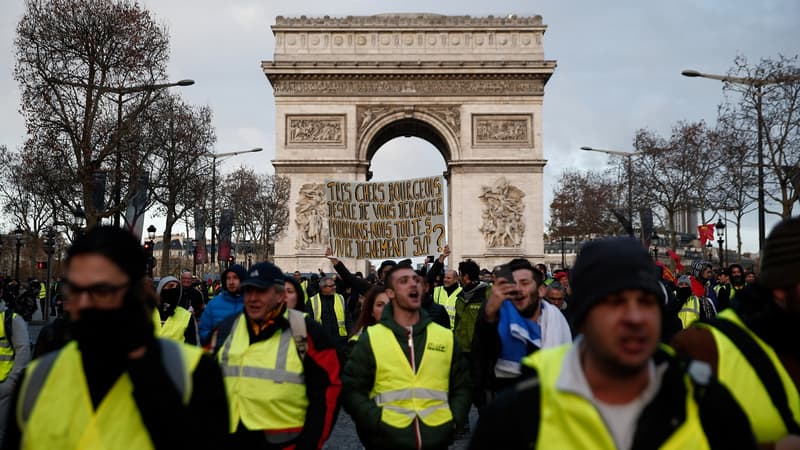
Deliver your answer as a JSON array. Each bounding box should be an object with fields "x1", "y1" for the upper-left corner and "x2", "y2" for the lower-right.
[{"x1": 198, "y1": 265, "x2": 247, "y2": 346}]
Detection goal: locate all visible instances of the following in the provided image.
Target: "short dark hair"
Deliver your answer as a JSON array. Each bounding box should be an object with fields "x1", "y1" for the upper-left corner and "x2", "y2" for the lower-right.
[
  {"x1": 458, "y1": 259, "x2": 480, "y2": 282},
  {"x1": 384, "y1": 265, "x2": 416, "y2": 290},
  {"x1": 509, "y1": 258, "x2": 543, "y2": 286}
]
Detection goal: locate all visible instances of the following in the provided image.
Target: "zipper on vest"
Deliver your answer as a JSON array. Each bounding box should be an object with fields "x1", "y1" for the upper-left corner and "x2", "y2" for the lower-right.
[{"x1": 406, "y1": 326, "x2": 422, "y2": 450}]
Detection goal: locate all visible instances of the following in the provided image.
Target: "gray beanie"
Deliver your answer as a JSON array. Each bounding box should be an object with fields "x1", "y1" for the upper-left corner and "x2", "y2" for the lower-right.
[
  {"x1": 760, "y1": 216, "x2": 800, "y2": 289},
  {"x1": 156, "y1": 276, "x2": 181, "y2": 296}
]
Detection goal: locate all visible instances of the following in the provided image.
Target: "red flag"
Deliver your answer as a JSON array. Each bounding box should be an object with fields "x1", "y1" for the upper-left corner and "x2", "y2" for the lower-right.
[
  {"x1": 690, "y1": 276, "x2": 705, "y2": 297},
  {"x1": 667, "y1": 248, "x2": 684, "y2": 273},
  {"x1": 697, "y1": 224, "x2": 715, "y2": 247},
  {"x1": 656, "y1": 261, "x2": 676, "y2": 284}
]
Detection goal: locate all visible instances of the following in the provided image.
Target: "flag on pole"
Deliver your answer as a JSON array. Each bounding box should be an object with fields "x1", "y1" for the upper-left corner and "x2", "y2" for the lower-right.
[
  {"x1": 697, "y1": 224, "x2": 715, "y2": 247},
  {"x1": 667, "y1": 248, "x2": 684, "y2": 273}
]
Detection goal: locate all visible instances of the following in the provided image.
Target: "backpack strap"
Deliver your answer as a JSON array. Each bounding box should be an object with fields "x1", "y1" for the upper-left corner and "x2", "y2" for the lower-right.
[
  {"x1": 287, "y1": 309, "x2": 308, "y2": 360},
  {"x1": 4, "y1": 310, "x2": 14, "y2": 348},
  {"x1": 19, "y1": 350, "x2": 59, "y2": 423},
  {"x1": 713, "y1": 318, "x2": 800, "y2": 435}
]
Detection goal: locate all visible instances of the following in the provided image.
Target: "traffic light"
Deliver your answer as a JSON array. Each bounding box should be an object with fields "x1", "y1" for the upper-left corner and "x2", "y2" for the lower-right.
[{"x1": 37, "y1": 261, "x2": 47, "y2": 270}]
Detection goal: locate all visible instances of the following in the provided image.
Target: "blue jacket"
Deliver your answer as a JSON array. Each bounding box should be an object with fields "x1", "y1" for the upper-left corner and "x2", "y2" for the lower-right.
[
  {"x1": 198, "y1": 264, "x2": 247, "y2": 345},
  {"x1": 198, "y1": 289, "x2": 243, "y2": 346}
]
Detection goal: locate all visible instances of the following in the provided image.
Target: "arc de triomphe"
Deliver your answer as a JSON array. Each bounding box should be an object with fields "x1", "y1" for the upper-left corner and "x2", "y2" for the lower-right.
[{"x1": 263, "y1": 14, "x2": 555, "y2": 273}]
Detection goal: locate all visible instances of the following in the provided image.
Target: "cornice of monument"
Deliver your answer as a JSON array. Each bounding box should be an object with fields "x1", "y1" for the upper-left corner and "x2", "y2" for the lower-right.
[{"x1": 273, "y1": 14, "x2": 545, "y2": 29}]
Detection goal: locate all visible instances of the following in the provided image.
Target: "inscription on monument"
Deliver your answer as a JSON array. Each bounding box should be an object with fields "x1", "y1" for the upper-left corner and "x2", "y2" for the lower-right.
[
  {"x1": 286, "y1": 115, "x2": 345, "y2": 145},
  {"x1": 472, "y1": 114, "x2": 533, "y2": 146}
]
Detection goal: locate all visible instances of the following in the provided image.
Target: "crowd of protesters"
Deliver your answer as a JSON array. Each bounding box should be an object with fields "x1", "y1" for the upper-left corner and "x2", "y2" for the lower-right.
[{"x1": 0, "y1": 216, "x2": 795, "y2": 449}]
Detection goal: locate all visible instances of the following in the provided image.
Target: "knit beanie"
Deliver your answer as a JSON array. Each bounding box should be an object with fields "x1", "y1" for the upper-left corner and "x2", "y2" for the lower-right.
[
  {"x1": 66, "y1": 226, "x2": 146, "y2": 282},
  {"x1": 691, "y1": 259, "x2": 711, "y2": 279},
  {"x1": 156, "y1": 276, "x2": 181, "y2": 296},
  {"x1": 569, "y1": 237, "x2": 663, "y2": 330},
  {"x1": 221, "y1": 264, "x2": 248, "y2": 292},
  {"x1": 760, "y1": 216, "x2": 800, "y2": 289}
]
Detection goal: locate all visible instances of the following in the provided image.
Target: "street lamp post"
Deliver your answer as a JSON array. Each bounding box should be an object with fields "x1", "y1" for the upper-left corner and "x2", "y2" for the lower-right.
[
  {"x1": 13, "y1": 228, "x2": 23, "y2": 281},
  {"x1": 205, "y1": 148, "x2": 263, "y2": 267},
  {"x1": 560, "y1": 236, "x2": 566, "y2": 269},
  {"x1": 191, "y1": 239, "x2": 198, "y2": 276},
  {"x1": 146, "y1": 225, "x2": 156, "y2": 278},
  {"x1": 652, "y1": 232, "x2": 660, "y2": 262},
  {"x1": 46, "y1": 77, "x2": 195, "y2": 228},
  {"x1": 43, "y1": 227, "x2": 57, "y2": 319},
  {"x1": 580, "y1": 146, "x2": 635, "y2": 237},
  {"x1": 681, "y1": 69, "x2": 800, "y2": 250},
  {"x1": 110, "y1": 80, "x2": 195, "y2": 227},
  {"x1": 715, "y1": 218, "x2": 726, "y2": 269}
]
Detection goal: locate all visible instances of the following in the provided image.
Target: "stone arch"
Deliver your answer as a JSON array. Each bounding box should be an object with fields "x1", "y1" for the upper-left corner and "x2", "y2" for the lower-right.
[
  {"x1": 264, "y1": 14, "x2": 555, "y2": 273},
  {"x1": 358, "y1": 110, "x2": 461, "y2": 164}
]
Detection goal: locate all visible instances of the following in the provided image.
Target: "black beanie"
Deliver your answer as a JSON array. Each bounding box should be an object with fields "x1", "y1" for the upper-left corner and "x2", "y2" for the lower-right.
[
  {"x1": 569, "y1": 237, "x2": 662, "y2": 330},
  {"x1": 760, "y1": 216, "x2": 800, "y2": 289},
  {"x1": 221, "y1": 264, "x2": 248, "y2": 292},
  {"x1": 67, "y1": 226, "x2": 146, "y2": 281}
]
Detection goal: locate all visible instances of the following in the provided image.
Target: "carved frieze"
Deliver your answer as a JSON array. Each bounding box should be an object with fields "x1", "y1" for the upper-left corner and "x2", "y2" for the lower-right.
[
  {"x1": 275, "y1": 14, "x2": 544, "y2": 27},
  {"x1": 357, "y1": 105, "x2": 461, "y2": 137},
  {"x1": 478, "y1": 177, "x2": 526, "y2": 248},
  {"x1": 286, "y1": 115, "x2": 345, "y2": 146},
  {"x1": 295, "y1": 183, "x2": 329, "y2": 250},
  {"x1": 472, "y1": 114, "x2": 533, "y2": 147},
  {"x1": 274, "y1": 77, "x2": 544, "y2": 97}
]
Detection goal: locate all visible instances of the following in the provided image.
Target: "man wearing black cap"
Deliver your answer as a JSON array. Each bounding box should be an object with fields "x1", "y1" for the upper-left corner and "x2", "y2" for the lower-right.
[
  {"x1": 6, "y1": 226, "x2": 230, "y2": 449},
  {"x1": 217, "y1": 261, "x2": 341, "y2": 450},
  {"x1": 672, "y1": 217, "x2": 800, "y2": 446},
  {"x1": 470, "y1": 237, "x2": 755, "y2": 449}
]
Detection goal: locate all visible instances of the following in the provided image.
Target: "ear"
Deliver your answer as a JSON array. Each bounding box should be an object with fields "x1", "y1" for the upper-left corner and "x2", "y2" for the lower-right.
[
  {"x1": 773, "y1": 289, "x2": 787, "y2": 310},
  {"x1": 385, "y1": 287, "x2": 397, "y2": 301}
]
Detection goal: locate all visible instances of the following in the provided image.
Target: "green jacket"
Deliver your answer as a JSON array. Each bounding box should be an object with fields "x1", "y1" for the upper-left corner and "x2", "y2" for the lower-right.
[
  {"x1": 342, "y1": 303, "x2": 472, "y2": 450},
  {"x1": 454, "y1": 281, "x2": 490, "y2": 352}
]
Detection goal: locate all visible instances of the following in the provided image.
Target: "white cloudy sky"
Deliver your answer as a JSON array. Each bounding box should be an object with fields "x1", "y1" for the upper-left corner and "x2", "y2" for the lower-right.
[{"x1": 1, "y1": 0, "x2": 797, "y2": 254}]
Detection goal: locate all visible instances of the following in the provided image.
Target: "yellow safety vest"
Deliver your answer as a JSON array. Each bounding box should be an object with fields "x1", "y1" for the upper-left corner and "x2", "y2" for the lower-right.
[
  {"x1": 310, "y1": 293, "x2": 347, "y2": 337},
  {"x1": 367, "y1": 323, "x2": 453, "y2": 428},
  {"x1": 218, "y1": 314, "x2": 308, "y2": 435},
  {"x1": 433, "y1": 286, "x2": 461, "y2": 328},
  {"x1": 522, "y1": 345, "x2": 710, "y2": 449},
  {"x1": 152, "y1": 307, "x2": 192, "y2": 343},
  {"x1": 678, "y1": 295, "x2": 701, "y2": 329},
  {"x1": 0, "y1": 311, "x2": 16, "y2": 381},
  {"x1": 17, "y1": 339, "x2": 202, "y2": 450},
  {"x1": 696, "y1": 309, "x2": 800, "y2": 443},
  {"x1": 37, "y1": 284, "x2": 46, "y2": 300}
]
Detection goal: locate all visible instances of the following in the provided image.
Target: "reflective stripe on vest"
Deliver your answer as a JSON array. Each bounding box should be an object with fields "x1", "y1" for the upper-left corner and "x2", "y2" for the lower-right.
[
  {"x1": 678, "y1": 296, "x2": 701, "y2": 329},
  {"x1": 152, "y1": 307, "x2": 193, "y2": 343},
  {"x1": 310, "y1": 293, "x2": 347, "y2": 336},
  {"x1": 17, "y1": 339, "x2": 201, "y2": 450},
  {"x1": 697, "y1": 309, "x2": 800, "y2": 443},
  {"x1": 367, "y1": 323, "x2": 453, "y2": 428},
  {"x1": 522, "y1": 345, "x2": 710, "y2": 449},
  {"x1": 218, "y1": 314, "x2": 307, "y2": 434},
  {"x1": 433, "y1": 286, "x2": 461, "y2": 328},
  {"x1": 0, "y1": 311, "x2": 15, "y2": 381}
]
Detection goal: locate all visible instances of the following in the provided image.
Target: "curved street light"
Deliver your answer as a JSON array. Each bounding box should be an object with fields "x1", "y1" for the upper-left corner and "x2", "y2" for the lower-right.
[
  {"x1": 580, "y1": 146, "x2": 635, "y2": 237},
  {"x1": 681, "y1": 68, "x2": 800, "y2": 251},
  {"x1": 204, "y1": 148, "x2": 264, "y2": 266}
]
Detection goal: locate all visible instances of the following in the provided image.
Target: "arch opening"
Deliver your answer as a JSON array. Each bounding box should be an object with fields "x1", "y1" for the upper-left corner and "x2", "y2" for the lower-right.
[{"x1": 365, "y1": 118, "x2": 451, "y2": 164}]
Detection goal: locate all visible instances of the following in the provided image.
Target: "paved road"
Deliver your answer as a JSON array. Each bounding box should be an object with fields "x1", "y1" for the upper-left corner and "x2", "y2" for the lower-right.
[{"x1": 325, "y1": 408, "x2": 478, "y2": 449}]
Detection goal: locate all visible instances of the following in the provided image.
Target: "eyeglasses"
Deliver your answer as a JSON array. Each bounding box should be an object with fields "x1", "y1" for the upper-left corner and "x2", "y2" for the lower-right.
[{"x1": 62, "y1": 280, "x2": 129, "y2": 301}]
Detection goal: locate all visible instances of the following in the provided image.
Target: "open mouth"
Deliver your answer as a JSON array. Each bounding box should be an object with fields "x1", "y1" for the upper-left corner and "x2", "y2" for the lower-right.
[{"x1": 408, "y1": 291, "x2": 420, "y2": 300}]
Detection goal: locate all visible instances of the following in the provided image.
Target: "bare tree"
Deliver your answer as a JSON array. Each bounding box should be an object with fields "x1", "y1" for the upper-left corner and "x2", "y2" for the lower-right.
[
  {"x1": 144, "y1": 94, "x2": 215, "y2": 276},
  {"x1": 548, "y1": 169, "x2": 619, "y2": 240},
  {"x1": 14, "y1": 0, "x2": 171, "y2": 227},
  {"x1": 0, "y1": 146, "x2": 54, "y2": 235},
  {"x1": 714, "y1": 117, "x2": 759, "y2": 262},
  {"x1": 721, "y1": 54, "x2": 800, "y2": 219},
  {"x1": 632, "y1": 122, "x2": 717, "y2": 249},
  {"x1": 219, "y1": 168, "x2": 290, "y2": 262}
]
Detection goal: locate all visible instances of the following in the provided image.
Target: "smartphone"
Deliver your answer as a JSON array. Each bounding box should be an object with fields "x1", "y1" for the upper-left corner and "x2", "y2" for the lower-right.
[{"x1": 492, "y1": 264, "x2": 514, "y2": 285}]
